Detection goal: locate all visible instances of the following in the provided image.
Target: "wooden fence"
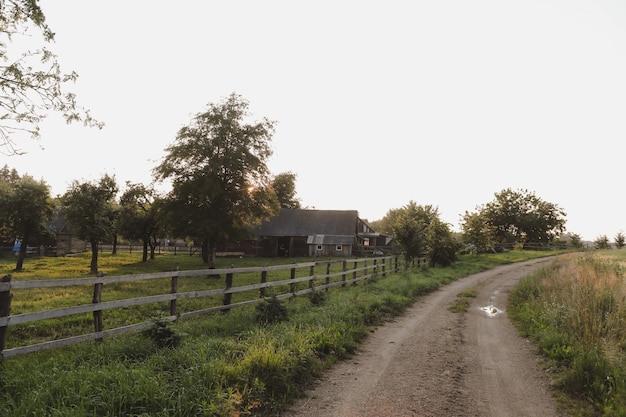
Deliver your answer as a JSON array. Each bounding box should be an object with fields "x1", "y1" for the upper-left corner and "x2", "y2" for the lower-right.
[{"x1": 0, "y1": 255, "x2": 411, "y2": 359}]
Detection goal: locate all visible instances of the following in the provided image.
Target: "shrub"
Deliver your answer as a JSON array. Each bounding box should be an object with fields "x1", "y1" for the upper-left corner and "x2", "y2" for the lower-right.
[
  {"x1": 140, "y1": 317, "x2": 187, "y2": 348},
  {"x1": 308, "y1": 289, "x2": 326, "y2": 306},
  {"x1": 255, "y1": 296, "x2": 289, "y2": 325}
]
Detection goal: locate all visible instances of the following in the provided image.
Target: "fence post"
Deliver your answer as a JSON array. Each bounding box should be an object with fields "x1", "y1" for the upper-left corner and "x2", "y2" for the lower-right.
[
  {"x1": 0, "y1": 274, "x2": 13, "y2": 355},
  {"x1": 260, "y1": 267, "x2": 267, "y2": 298},
  {"x1": 364, "y1": 260, "x2": 368, "y2": 282},
  {"x1": 382, "y1": 256, "x2": 386, "y2": 277},
  {"x1": 353, "y1": 260, "x2": 357, "y2": 285},
  {"x1": 341, "y1": 260, "x2": 347, "y2": 287},
  {"x1": 92, "y1": 272, "x2": 104, "y2": 341},
  {"x1": 308, "y1": 265, "x2": 315, "y2": 291},
  {"x1": 289, "y1": 266, "x2": 296, "y2": 295},
  {"x1": 222, "y1": 270, "x2": 234, "y2": 313},
  {"x1": 325, "y1": 261, "x2": 331, "y2": 291},
  {"x1": 170, "y1": 268, "x2": 178, "y2": 317},
  {"x1": 373, "y1": 259, "x2": 377, "y2": 279}
]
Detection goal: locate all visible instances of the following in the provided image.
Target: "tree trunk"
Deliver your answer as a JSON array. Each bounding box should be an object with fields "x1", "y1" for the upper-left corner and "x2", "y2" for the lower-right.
[
  {"x1": 201, "y1": 239, "x2": 209, "y2": 264},
  {"x1": 112, "y1": 233, "x2": 118, "y2": 255},
  {"x1": 90, "y1": 241, "x2": 99, "y2": 274},
  {"x1": 14, "y1": 232, "x2": 30, "y2": 272},
  {"x1": 142, "y1": 239, "x2": 148, "y2": 262},
  {"x1": 201, "y1": 239, "x2": 217, "y2": 269},
  {"x1": 149, "y1": 236, "x2": 157, "y2": 260}
]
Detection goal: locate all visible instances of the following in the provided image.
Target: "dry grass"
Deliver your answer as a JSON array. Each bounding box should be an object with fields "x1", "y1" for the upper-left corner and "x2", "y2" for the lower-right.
[{"x1": 509, "y1": 250, "x2": 626, "y2": 415}]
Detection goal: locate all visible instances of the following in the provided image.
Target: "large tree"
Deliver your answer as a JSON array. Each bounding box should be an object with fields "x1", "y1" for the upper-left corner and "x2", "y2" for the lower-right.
[
  {"x1": 0, "y1": 173, "x2": 53, "y2": 271},
  {"x1": 0, "y1": 0, "x2": 102, "y2": 155},
  {"x1": 153, "y1": 93, "x2": 279, "y2": 267},
  {"x1": 61, "y1": 175, "x2": 118, "y2": 273},
  {"x1": 463, "y1": 188, "x2": 566, "y2": 248}
]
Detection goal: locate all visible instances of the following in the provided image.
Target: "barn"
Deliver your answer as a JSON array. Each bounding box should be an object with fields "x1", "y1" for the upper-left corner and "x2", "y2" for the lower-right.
[
  {"x1": 48, "y1": 216, "x2": 88, "y2": 256},
  {"x1": 255, "y1": 208, "x2": 387, "y2": 257}
]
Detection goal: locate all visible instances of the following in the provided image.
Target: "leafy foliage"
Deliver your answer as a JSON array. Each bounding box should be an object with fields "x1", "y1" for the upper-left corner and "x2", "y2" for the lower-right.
[
  {"x1": 153, "y1": 93, "x2": 279, "y2": 266},
  {"x1": 383, "y1": 201, "x2": 458, "y2": 266},
  {"x1": 384, "y1": 202, "x2": 430, "y2": 263},
  {"x1": 117, "y1": 182, "x2": 163, "y2": 262},
  {"x1": 61, "y1": 174, "x2": 118, "y2": 273},
  {"x1": 462, "y1": 188, "x2": 566, "y2": 249},
  {"x1": 461, "y1": 210, "x2": 497, "y2": 253},
  {"x1": 0, "y1": 171, "x2": 53, "y2": 270},
  {"x1": 0, "y1": 0, "x2": 102, "y2": 155},
  {"x1": 426, "y1": 217, "x2": 460, "y2": 267},
  {"x1": 594, "y1": 234, "x2": 611, "y2": 249},
  {"x1": 568, "y1": 233, "x2": 584, "y2": 249},
  {"x1": 271, "y1": 171, "x2": 301, "y2": 209}
]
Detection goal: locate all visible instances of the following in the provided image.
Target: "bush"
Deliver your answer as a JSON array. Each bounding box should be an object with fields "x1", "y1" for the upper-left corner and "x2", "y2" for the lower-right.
[
  {"x1": 140, "y1": 317, "x2": 187, "y2": 348},
  {"x1": 308, "y1": 289, "x2": 326, "y2": 306},
  {"x1": 255, "y1": 296, "x2": 289, "y2": 325}
]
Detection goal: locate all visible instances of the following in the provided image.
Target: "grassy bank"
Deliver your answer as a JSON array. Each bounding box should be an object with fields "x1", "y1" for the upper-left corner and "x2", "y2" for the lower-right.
[
  {"x1": 509, "y1": 250, "x2": 626, "y2": 416},
  {"x1": 1, "y1": 250, "x2": 554, "y2": 416}
]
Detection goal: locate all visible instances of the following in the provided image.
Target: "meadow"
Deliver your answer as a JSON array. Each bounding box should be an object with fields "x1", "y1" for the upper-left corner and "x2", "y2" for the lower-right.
[
  {"x1": 1, "y1": 249, "x2": 555, "y2": 416},
  {"x1": 509, "y1": 249, "x2": 626, "y2": 417}
]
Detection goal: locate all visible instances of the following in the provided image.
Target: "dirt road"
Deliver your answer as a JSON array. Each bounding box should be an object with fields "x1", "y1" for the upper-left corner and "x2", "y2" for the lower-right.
[{"x1": 281, "y1": 258, "x2": 568, "y2": 417}]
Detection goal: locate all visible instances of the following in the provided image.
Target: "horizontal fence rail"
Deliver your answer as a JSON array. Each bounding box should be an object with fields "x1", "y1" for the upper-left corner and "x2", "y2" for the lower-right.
[{"x1": 0, "y1": 255, "x2": 419, "y2": 359}]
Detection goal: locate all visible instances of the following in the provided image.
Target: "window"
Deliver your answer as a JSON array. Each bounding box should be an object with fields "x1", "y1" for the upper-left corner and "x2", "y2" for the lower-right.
[
  {"x1": 336, "y1": 245, "x2": 342, "y2": 251},
  {"x1": 316, "y1": 245, "x2": 322, "y2": 251}
]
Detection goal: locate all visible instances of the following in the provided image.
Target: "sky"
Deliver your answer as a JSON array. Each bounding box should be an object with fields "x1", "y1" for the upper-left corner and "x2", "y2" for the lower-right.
[{"x1": 4, "y1": 0, "x2": 626, "y2": 242}]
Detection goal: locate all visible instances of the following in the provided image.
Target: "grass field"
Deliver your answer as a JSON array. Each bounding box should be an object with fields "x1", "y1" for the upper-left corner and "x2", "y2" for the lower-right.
[
  {"x1": 1, "y1": 251, "x2": 399, "y2": 349},
  {"x1": 1, "y1": 249, "x2": 560, "y2": 416}
]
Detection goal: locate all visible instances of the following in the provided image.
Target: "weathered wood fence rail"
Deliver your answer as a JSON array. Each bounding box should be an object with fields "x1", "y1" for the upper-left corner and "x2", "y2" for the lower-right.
[{"x1": 0, "y1": 255, "x2": 410, "y2": 359}]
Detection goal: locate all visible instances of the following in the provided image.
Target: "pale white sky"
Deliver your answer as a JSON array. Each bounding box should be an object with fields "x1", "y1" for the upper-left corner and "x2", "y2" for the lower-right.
[{"x1": 4, "y1": 0, "x2": 626, "y2": 241}]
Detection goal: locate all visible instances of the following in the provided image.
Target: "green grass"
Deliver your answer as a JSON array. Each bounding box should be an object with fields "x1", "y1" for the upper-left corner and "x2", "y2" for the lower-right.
[
  {"x1": 0, "y1": 249, "x2": 558, "y2": 416},
  {"x1": 509, "y1": 250, "x2": 626, "y2": 416},
  {"x1": 2, "y1": 252, "x2": 360, "y2": 349},
  {"x1": 449, "y1": 288, "x2": 477, "y2": 313}
]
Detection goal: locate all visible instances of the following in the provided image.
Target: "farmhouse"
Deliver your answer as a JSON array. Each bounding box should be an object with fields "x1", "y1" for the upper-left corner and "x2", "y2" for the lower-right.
[{"x1": 254, "y1": 208, "x2": 390, "y2": 257}]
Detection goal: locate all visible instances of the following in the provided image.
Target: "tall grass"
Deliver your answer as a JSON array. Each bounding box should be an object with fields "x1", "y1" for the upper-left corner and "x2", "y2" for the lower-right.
[
  {"x1": 509, "y1": 251, "x2": 626, "y2": 416},
  {"x1": 0, "y1": 250, "x2": 557, "y2": 416}
]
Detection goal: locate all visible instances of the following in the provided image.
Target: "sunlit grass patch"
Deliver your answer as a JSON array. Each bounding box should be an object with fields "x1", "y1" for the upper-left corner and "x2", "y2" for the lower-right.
[{"x1": 509, "y1": 252, "x2": 626, "y2": 415}]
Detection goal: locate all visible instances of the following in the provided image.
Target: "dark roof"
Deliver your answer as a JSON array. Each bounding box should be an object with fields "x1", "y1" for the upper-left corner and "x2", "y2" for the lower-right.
[
  {"x1": 47, "y1": 216, "x2": 69, "y2": 234},
  {"x1": 256, "y1": 209, "x2": 359, "y2": 237}
]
